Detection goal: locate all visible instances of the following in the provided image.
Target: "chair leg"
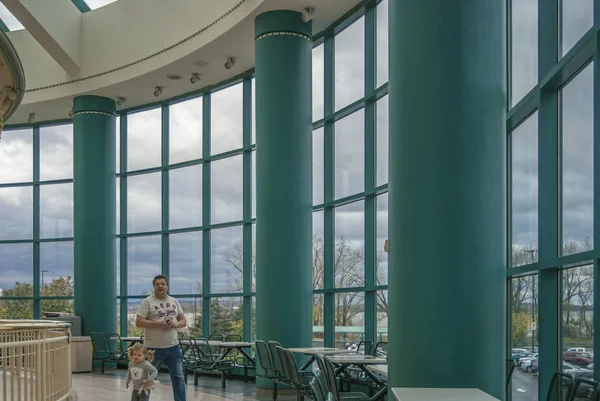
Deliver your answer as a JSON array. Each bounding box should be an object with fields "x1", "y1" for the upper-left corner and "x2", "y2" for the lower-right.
[
  {"x1": 101, "y1": 361, "x2": 104, "y2": 374},
  {"x1": 244, "y1": 366, "x2": 248, "y2": 382},
  {"x1": 221, "y1": 371, "x2": 226, "y2": 389},
  {"x1": 273, "y1": 382, "x2": 278, "y2": 401},
  {"x1": 194, "y1": 372, "x2": 198, "y2": 386}
]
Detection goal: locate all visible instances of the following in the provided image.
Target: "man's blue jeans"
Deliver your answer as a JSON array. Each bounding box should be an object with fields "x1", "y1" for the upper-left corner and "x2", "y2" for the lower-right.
[{"x1": 150, "y1": 345, "x2": 186, "y2": 401}]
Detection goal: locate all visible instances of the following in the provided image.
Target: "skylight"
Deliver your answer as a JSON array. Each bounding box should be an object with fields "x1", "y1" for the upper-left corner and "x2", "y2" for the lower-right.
[
  {"x1": 0, "y1": 3, "x2": 23, "y2": 31},
  {"x1": 82, "y1": 0, "x2": 119, "y2": 10}
]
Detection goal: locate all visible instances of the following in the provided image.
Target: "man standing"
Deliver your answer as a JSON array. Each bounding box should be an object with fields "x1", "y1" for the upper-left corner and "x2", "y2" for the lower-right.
[{"x1": 136, "y1": 275, "x2": 187, "y2": 401}]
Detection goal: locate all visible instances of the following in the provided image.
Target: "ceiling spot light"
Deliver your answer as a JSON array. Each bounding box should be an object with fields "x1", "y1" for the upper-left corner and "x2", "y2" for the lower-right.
[
  {"x1": 69, "y1": 108, "x2": 74, "y2": 118},
  {"x1": 116, "y1": 97, "x2": 126, "y2": 107},
  {"x1": 190, "y1": 73, "x2": 201, "y2": 84},
  {"x1": 167, "y1": 74, "x2": 182, "y2": 80},
  {"x1": 153, "y1": 86, "x2": 163, "y2": 97},
  {"x1": 224, "y1": 57, "x2": 236, "y2": 70},
  {"x1": 28, "y1": 113, "x2": 35, "y2": 124},
  {"x1": 301, "y1": 6, "x2": 315, "y2": 22}
]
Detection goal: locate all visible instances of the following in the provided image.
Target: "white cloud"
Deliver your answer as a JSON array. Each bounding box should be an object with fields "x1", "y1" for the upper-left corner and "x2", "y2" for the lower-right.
[
  {"x1": 376, "y1": 96, "x2": 388, "y2": 186},
  {"x1": 127, "y1": 109, "x2": 162, "y2": 171},
  {"x1": 376, "y1": 0, "x2": 388, "y2": 87},
  {"x1": 40, "y1": 183, "x2": 73, "y2": 238},
  {"x1": 40, "y1": 242, "x2": 74, "y2": 281},
  {"x1": 335, "y1": 109, "x2": 364, "y2": 198},
  {"x1": 170, "y1": 97, "x2": 203, "y2": 164},
  {"x1": 169, "y1": 231, "x2": 203, "y2": 294},
  {"x1": 211, "y1": 155, "x2": 243, "y2": 224},
  {"x1": 0, "y1": 129, "x2": 33, "y2": 183},
  {"x1": 210, "y1": 226, "x2": 243, "y2": 293},
  {"x1": 313, "y1": 44, "x2": 325, "y2": 121},
  {"x1": 561, "y1": 0, "x2": 593, "y2": 56},
  {"x1": 127, "y1": 235, "x2": 161, "y2": 295},
  {"x1": 169, "y1": 164, "x2": 202, "y2": 229},
  {"x1": 127, "y1": 172, "x2": 161, "y2": 233},
  {"x1": 511, "y1": 0, "x2": 538, "y2": 106},
  {"x1": 334, "y1": 17, "x2": 365, "y2": 111},
  {"x1": 0, "y1": 243, "x2": 33, "y2": 289},
  {"x1": 40, "y1": 124, "x2": 73, "y2": 181},
  {"x1": 0, "y1": 186, "x2": 33, "y2": 240},
  {"x1": 0, "y1": 15, "x2": 382, "y2": 299},
  {"x1": 313, "y1": 128, "x2": 324, "y2": 204},
  {"x1": 210, "y1": 84, "x2": 243, "y2": 155}
]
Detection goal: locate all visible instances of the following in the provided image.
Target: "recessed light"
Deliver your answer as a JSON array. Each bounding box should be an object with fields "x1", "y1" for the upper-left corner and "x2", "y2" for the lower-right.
[
  {"x1": 192, "y1": 60, "x2": 210, "y2": 67},
  {"x1": 166, "y1": 74, "x2": 183, "y2": 80}
]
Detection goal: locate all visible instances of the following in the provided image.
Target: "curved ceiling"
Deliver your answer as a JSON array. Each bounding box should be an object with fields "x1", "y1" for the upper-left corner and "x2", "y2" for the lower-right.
[{"x1": 0, "y1": 0, "x2": 361, "y2": 125}]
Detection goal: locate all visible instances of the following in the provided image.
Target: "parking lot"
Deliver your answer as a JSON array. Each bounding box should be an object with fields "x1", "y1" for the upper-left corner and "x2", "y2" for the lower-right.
[{"x1": 511, "y1": 367, "x2": 538, "y2": 401}]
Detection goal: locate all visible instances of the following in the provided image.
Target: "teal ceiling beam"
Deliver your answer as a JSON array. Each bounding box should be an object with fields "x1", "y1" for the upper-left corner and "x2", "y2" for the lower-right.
[
  {"x1": 0, "y1": 18, "x2": 9, "y2": 33},
  {"x1": 70, "y1": 0, "x2": 91, "y2": 13}
]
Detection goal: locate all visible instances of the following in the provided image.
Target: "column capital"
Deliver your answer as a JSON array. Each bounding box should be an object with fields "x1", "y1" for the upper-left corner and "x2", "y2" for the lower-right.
[
  {"x1": 255, "y1": 10, "x2": 312, "y2": 40},
  {"x1": 73, "y1": 95, "x2": 116, "y2": 116}
]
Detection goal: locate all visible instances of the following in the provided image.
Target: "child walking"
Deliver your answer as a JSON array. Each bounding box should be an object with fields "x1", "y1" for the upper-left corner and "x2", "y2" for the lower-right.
[{"x1": 126, "y1": 343, "x2": 159, "y2": 401}]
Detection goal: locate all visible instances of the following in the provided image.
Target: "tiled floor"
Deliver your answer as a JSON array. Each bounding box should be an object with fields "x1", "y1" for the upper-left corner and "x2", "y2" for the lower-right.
[{"x1": 71, "y1": 368, "x2": 296, "y2": 401}]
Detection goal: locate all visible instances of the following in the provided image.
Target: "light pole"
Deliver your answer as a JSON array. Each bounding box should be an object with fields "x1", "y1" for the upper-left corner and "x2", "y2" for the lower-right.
[
  {"x1": 525, "y1": 249, "x2": 536, "y2": 352},
  {"x1": 41, "y1": 270, "x2": 49, "y2": 293},
  {"x1": 190, "y1": 284, "x2": 197, "y2": 318}
]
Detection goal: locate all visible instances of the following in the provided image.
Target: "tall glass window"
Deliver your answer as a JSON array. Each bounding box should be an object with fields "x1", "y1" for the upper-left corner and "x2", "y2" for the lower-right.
[
  {"x1": 170, "y1": 97, "x2": 203, "y2": 164},
  {"x1": 0, "y1": 129, "x2": 33, "y2": 183},
  {"x1": 335, "y1": 110, "x2": 364, "y2": 199},
  {"x1": 511, "y1": 114, "x2": 538, "y2": 266},
  {"x1": 561, "y1": 64, "x2": 593, "y2": 255},
  {"x1": 40, "y1": 124, "x2": 73, "y2": 181},
  {"x1": 511, "y1": 0, "x2": 538, "y2": 106},
  {"x1": 211, "y1": 84, "x2": 243, "y2": 155},
  {"x1": 335, "y1": 17, "x2": 365, "y2": 111},
  {"x1": 127, "y1": 108, "x2": 161, "y2": 171}
]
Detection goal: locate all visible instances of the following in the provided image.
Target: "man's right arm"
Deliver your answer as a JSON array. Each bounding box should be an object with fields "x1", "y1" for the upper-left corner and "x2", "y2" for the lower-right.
[
  {"x1": 135, "y1": 315, "x2": 172, "y2": 329},
  {"x1": 136, "y1": 315, "x2": 172, "y2": 330}
]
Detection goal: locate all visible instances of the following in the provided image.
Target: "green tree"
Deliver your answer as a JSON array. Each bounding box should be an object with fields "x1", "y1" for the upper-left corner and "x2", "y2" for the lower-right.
[
  {"x1": 512, "y1": 312, "x2": 532, "y2": 347},
  {"x1": 189, "y1": 314, "x2": 204, "y2": 337},
  {"x1": 0, "y1": 277, "x2": 74, "y2": 319},
  {"x1": 0, "y1": 282, "x2": 34, "y2": 319},
  {"x1": 41, "y1": 276, "x2": 74, "y2": 314},
  {"x1": 210, "y1": 299, "x2": 233, "y2": 335}
]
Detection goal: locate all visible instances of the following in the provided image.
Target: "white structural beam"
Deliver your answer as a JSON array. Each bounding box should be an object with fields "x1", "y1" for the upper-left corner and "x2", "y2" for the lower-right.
[{"x1": 1, "y1": 0, "x2": 81, "y2": 75}]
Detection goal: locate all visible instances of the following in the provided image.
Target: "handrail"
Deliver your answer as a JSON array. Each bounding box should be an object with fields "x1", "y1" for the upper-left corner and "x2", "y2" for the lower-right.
[{"x1": 0, "y1": 319, "x2": 75, "y2": 401}]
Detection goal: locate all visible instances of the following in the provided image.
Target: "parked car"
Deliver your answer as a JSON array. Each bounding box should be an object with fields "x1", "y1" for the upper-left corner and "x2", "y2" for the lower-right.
[
  {"x1": 520, "y1": 353, "x2": 538, "y2": 371},
  {"x1": 563, "y1": 351, "x2": 594, "y2": 367},
  {"x1": 530, "y1": 359, "x2": 538, "y2": 373},
  {"x1": 512, "y1": 351, "x2": 533, "y2": 365},
  {"x1": 563, "y1": 362, "x2": 581, "y2": 373}
]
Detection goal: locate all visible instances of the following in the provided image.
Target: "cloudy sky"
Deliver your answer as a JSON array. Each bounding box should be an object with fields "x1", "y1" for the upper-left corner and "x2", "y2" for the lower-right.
[
  {"x1": 511, "y1": 0, "x2": 594, "y2": 262},
  {"x1": 1, "y1": 0, "x2": 593, "y2": 313},
  {"x1": 0, "y1": 1, "x2": 390, "y2": 306}
]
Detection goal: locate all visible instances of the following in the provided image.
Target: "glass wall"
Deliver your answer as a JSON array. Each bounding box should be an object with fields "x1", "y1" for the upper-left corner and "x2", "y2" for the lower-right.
[
  {"x1": 119, "y1": 80, "x2": 253, "y2": 339},
  {"x1": 313, "y1": 0, "x2": 389, "y2": 348},
  {"x1": 508, "y1": 0, "x2": 597, "y2": 400},
  {"x1": 0, "y1": 0, "x2": 389, "y2": 346},
  {"x1": 0, "y1": 124, "x2": 75, "y2": 318}
]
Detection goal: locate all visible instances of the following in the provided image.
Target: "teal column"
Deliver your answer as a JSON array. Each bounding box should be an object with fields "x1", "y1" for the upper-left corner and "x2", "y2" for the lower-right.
[
  {"x1": 73, "y1": 95, "x2": 117, "y2": 336},
  {"x1": 254, "y1": 10, "x2": 312, "y2": 386},
  {"x1": 388, "y1": 1, "x2": 506, "y2": 399}
]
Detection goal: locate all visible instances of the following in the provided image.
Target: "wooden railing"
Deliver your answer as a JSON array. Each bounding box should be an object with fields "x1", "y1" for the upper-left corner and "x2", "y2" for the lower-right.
[{"x1": 0, "y1": 320, "x2": 75, "y2": 401}]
